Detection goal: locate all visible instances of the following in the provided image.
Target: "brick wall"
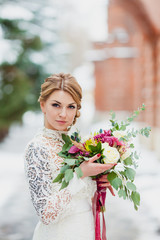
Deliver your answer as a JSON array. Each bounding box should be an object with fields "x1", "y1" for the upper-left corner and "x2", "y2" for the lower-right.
[{"x1": 93, "y1": 0, "x2": 160, "y2": 128}]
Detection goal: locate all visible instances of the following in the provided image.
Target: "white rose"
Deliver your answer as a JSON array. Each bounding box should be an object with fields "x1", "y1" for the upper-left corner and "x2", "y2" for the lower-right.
[
  {"x1": 121, "y1": 148, "x2": 132, "y2": 161},
  {"x1": 113, "y1": 130, "x2": 126, "y2": 140},
  {"x1": 102, "y1": 143, "x2": 120, "y2": 164}
]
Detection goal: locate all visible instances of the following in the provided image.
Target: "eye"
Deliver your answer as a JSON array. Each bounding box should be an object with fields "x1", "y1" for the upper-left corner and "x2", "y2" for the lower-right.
[
  {"x1": 68, "y1": 105, "x2": 76, "y2": 109},
  {"x1": 52, "y1": 103, "x2": 60, "y2": 108}
]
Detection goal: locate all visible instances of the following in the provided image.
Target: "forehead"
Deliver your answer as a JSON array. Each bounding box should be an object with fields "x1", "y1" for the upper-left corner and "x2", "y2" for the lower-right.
[{"x1": 48, "y1": 90, "x2": 76, "y2": 104}]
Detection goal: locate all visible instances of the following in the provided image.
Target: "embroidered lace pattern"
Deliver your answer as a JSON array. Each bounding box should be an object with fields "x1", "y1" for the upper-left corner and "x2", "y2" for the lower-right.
[{"x1": 24, "y1": 127, "x2": 96, "y2": 225}]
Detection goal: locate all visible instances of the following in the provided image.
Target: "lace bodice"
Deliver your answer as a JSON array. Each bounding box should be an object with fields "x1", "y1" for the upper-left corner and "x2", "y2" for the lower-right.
[{"x1": 24, "y1": 127, "x2": 96, "y2": 225}]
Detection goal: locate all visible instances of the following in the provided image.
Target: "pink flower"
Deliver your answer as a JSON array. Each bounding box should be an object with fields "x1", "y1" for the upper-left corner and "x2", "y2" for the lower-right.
[
  {"x1": 94, "y1": 130, "x2": 111, "y2": 142},
  {"x1": 110, "y1": 136, "x2": 124, "y2": 147},
  {"x1": 68, "y1": 145, "x2": 80, "y2": 154},
  {"x1": 94, "y1": 130, "x2": 125, "y2": 147}
]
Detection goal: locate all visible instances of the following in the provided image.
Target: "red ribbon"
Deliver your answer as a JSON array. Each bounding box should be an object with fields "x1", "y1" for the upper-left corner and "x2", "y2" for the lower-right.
[{"x1": 92, "y1": 181, "x2": 107, "y2": 240}]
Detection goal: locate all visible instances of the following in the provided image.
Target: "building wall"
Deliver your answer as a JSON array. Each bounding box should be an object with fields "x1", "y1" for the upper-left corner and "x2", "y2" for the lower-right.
[
  {"x1": 93, "y1": 0, "x2": 160, "y2": 155},
  {"x1": 94, "y1": 0, "x2": 159, "y2": 123}
]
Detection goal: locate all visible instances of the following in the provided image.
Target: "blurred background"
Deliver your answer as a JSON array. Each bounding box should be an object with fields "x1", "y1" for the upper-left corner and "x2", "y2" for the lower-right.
[{"x1": 0, "y1": 0, "x2": 160, "y2": 239}]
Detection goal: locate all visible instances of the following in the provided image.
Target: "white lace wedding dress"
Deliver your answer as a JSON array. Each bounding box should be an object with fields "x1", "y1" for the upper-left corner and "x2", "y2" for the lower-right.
[{"x1": 24, "y1": 127, "x2": 96, "y2": 240}]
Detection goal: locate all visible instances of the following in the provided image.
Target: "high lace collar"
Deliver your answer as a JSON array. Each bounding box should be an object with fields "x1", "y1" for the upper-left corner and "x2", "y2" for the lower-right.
[{"x1": 36, "y1": 127, "x2": 68, "y2": 143}]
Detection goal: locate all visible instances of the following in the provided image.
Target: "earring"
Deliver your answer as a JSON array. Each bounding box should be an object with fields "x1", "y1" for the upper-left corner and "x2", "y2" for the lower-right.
[
  {"x1": 67, "y1": 124, "x2": 72, "y2": 131},
  {"x1": 67, "y1": 116, "x2": 76, "y2": 131}
]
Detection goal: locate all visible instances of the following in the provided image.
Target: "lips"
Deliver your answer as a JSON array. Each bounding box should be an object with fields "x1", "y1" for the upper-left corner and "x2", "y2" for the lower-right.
[{"x1": 56, "y1": 120, "x2": 67, "y2": 124}]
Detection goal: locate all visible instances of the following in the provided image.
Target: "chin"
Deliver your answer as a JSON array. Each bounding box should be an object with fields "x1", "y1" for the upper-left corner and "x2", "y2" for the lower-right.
[{"x1": 55, "y1": 124, "x2": 68, "y2": 131}]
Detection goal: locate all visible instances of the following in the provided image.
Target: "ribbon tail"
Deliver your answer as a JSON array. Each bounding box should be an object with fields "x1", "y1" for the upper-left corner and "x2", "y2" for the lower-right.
[
  {"x1": 95, "y1": 211, "x2": 101, "y2": 240},
  {"x1": 92, "y1": 191, "x2": 101, "y2": 240},
  {"x1": 102, "y1": 211, "x2": 107, "y2": 240},
  {"x1": 92, "y1": 182, "x2": 107, "y2": 240}
]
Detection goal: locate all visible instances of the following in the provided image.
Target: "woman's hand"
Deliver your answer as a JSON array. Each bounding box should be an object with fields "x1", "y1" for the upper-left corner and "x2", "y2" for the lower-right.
[
  {"x1": 80, "y1": 154, "x2": 116, "y2": 179},
  {"x1": 95, "y1": 174, "x2": 115, "y2": 196}
]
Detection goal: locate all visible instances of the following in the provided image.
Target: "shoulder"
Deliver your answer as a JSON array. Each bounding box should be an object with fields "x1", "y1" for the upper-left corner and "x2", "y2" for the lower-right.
[
  {"x1": 25, "y1": 136, "x2": 44, "y2": 152},
  {"x1": 24, "y1": 135, "x2": 50, "y2": 162}
]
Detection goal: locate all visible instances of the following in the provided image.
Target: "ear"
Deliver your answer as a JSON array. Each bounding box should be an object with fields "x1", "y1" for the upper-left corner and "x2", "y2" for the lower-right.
[{"x1": 40, "y1": 101, "x2": 46, "y2": 114}]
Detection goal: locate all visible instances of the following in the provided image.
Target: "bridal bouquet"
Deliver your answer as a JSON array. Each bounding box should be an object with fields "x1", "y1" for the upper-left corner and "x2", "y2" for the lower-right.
[{"x1": 53, "y1": 104, "x2": 151, "y2": 211}]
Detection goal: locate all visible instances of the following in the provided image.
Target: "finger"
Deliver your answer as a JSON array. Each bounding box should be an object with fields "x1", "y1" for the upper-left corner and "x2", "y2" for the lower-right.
[
  {"x1": 97, "y1": 163, "x2": 115, "y2": 171},
  {"x1": 98, "y1": 179, "x2": 110, "y2": 183},
  {"x1": 88, "y1": 153, "x2": 101, "y2": 163},
  {"x1": 99, "y1": 183, "x2": 111, "y2": 187},
  {"x1": 93, "y1": 162, "x2": 115, "y2": 168},
  {"x1": 97, "y1": 179, "x2": 109, "y2": 183}
]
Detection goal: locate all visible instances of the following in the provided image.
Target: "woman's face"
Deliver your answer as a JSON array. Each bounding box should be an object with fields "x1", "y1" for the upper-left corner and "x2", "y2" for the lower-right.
[{"x1": 40, "y1": 90, "x2": 77, "y2": 131}]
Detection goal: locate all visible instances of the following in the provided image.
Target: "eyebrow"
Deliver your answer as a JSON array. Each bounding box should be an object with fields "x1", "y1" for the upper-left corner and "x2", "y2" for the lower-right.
[{"x1": 51, "y1": 100, "x2": 76, "y2": 105}]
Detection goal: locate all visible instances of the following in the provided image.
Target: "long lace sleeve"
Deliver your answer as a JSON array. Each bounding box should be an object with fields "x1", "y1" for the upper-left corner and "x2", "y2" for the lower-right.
[{"x1": 24, "y1": 140, "x2": 87, "y2": 225}]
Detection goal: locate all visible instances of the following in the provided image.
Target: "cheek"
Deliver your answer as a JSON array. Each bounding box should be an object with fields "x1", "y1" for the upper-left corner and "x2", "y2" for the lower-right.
[
  {"x1": 46, "y1": 106, "x2": 57, "y2": 119},
  {"x1": 69, "y1": 110, "x2": 77, "y2": 121}
]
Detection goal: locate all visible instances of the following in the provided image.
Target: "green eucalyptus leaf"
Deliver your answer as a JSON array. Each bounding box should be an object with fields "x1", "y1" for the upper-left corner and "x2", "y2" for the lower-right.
[
  {"x1": 115, "y1": 123, "x2": 120, "y2": 130},
  {"x1": 128, "y1": 117, "x2": 133, "y2": 122},
  {"x1": 107, "y1": 172, "x2": 117, "y2": 181},
  {"x1": 111, "y1": 111, "x2": 116, "y2": 120},
  {"x1": 75, "y1": 167, "x2": 83, "y2": 178},
  {"x1": 58, "y1": 151, "x2": 67, "y2": 158},
  {"x1": 134, "y1": 204, "x2": 138, "y2": 211},
  {"x1": 60, "y1": 165, "x2": 70, "y2": 173},
  {"x1": 120, "y1": 125, "x2": 126, "y2": 131},
  {"x1": 64, "y1": 158, "x2": 76, "y2": 166},
  {"x1": 118, "y1": 189, "x2": 126, "y2": 199},
  {"x1": 64, "y1": 169, "x2": 74, "y2": 183},
  {"x1": 134, "y1": 151, "x2": 139, "y2": 159},
  {"x1": 126, "y1": 182, "x2": 136, "y2": 191},
  {"x1": 60, "y1": 180, "x2": 69, "y2": 190},
  {"x1": 140, "y1": 127, "x2": 151, "y2": 137},
  {"x1": 112, "y1": 177, "x2": 122, "y2": 190},
  {"x1": 130, "y1": 143, "x2": 134, "y2": 148},
  {"x1": 108, "y1": 172, "x2": 122, "y2": 190},
  {"x1": 131, "y1": 191, "x2": 140, "y2": 206},
  {"x1": 53, "y1": 173, "x2": 64, "y2": 183},
  {"x1": 124, "y1": 156, "x2": 133, "y2": 165},
  {"x1": 125, "y1": 168, "x2": 136, "y2": 181},
  {"x1": 142, "y1": 103, "x2": 145, "y2": 110}
]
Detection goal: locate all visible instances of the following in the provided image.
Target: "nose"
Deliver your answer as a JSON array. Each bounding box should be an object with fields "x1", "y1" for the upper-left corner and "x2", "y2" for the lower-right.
[{"x1": 59, "y1": 107, "x2": 67, "y2": 118}]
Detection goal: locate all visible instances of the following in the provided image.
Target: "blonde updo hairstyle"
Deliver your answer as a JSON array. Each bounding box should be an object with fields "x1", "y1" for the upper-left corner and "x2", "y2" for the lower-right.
[{"x1": 38, "y1": 73, "x2": 82, "y2": 125}]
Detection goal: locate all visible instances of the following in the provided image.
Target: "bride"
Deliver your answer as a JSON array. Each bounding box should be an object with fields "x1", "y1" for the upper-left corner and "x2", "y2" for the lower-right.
[{"x1": 24, "y1": 73, "x2": 115, "y2": 240}]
